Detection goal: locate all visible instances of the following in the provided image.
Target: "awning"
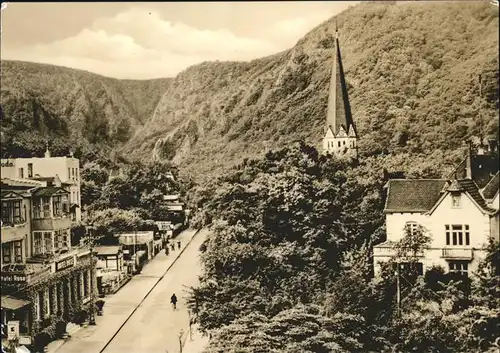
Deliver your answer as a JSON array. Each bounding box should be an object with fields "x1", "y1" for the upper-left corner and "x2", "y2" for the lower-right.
[{"x1": 1, "y1": 296, "x2": 30, "y2": 310}]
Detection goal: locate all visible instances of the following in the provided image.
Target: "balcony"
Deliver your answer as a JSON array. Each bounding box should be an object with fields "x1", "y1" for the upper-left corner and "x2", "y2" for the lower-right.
[
  {"x1": 441, "y1": 248, "x2": 474, "y2": 260},
  {"x1": 32, "y1": 216, "x2": 71, "y2": 231},
  {"x1": 1, "y1": 221, "x2": 28, "y2": 243},
  {"x1": 373, "y1": 241, "x2": 424, "y2": 258}
]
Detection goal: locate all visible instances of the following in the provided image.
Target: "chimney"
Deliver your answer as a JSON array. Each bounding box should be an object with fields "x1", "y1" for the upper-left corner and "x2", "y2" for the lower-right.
[{"x1": 465, "y1": 141, "x2": 472, "y2": 179}]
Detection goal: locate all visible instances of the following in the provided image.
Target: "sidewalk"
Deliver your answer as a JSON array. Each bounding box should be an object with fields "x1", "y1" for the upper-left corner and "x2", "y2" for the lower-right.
[
  {"x1": 46, "y1": 228, "x2": 200, "y2": 353},
  {"x1": 181, "y1": 324, "x2": 210, "y2": 353}
]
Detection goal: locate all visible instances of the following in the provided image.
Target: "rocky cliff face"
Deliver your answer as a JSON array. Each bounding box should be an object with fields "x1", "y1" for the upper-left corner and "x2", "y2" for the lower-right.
[
  {"x1": 122, "y1": 1, "x2": 499, "y2": 182},
  {"x1": 1, "y1": 60, "x2": 170, "y2": 158},
  {"x1": 1, "y1": 2, "x2": 498, "y2": 181}
]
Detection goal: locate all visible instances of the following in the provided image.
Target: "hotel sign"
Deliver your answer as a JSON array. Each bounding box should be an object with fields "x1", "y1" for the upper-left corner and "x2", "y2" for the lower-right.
[
  {"x1": 0, "y1": 160, "x2": 14, "y2": 167},
  {"x1": 55, "y1": 256, "x2": 75, "y2": 272},
  {"x1": 1, "y1": 273, "x2": 27, "y2": 283}
]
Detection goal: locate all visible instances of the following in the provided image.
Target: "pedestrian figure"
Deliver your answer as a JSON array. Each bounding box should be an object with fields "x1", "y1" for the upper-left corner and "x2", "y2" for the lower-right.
[
  {"x1": 165, "y1": 246, "x2": 169, "y2": 256},
  {"x1": 171, "y1": 293, "x2": 178, "y2": 310},
  {"x1": 177, "y1": 241, "x2": 181, "y2": 250},
  {"x1": 171, "y1": 243, "x2": 175, "y2": 251}
]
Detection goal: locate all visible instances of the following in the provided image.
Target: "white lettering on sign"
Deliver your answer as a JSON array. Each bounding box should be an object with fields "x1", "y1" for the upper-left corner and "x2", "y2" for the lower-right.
[
  {"x1": 56, "y1": 257, "x2": 75, "y2": 272},
  {"x1": 1, "y1": 273, "x2": 27, "y2": 283},
  {"x1": 0, "y1": 160, "x2": 14, "y2": 167}
]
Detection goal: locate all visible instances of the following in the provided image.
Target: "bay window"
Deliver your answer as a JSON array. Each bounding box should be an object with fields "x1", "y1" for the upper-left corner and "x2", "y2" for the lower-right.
[{"x1": 1, "y1": 200, "x2": 23, "y2": 225}]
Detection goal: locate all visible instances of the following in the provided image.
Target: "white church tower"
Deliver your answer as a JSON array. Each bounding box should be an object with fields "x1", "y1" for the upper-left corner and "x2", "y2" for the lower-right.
[{"x1": 322, "y1": 27, "x2": 358, "y2": 159}]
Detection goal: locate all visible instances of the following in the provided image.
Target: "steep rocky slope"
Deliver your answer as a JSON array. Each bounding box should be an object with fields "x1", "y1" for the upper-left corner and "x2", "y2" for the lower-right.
[
  {"x1": 122, "y1": 1, "x2": 498, "y2": 182},
  {"x1": 1, "y1": 1, "x2": 498, "y2": 183},
  {"x1": 0, "y1": 60, "x2": 170, "y2": 158}
]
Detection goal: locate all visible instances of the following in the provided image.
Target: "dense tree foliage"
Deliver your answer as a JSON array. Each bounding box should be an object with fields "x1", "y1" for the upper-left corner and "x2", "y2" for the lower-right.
[
  {"x1": 188, "y1": 142, "x2": 500, "y2": 352},
  {"x1": 1, "y1": 3, "x2": 497, "y2": 186}
]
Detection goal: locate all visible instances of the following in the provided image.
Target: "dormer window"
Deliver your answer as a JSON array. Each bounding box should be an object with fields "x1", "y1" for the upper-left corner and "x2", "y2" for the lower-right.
[{"x1": 451, "y1": 194, "x2": 461, "y2": 208}]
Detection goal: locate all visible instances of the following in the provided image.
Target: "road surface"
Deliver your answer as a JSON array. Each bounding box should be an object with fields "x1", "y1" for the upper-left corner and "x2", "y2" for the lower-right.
[{"x1": 54, "y1": 228, "x2": 208, "y2": 353}]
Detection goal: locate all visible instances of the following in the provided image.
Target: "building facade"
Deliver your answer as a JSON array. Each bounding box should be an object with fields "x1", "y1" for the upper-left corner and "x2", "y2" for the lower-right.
[
  {"x1": 1, "y1": 148, "x2": 81, "y2": 222},
  {"x1": 1, "y1": 179, "x2": 96, "y2": 351},
  {"x1": 373, "y1": 142, "x2": 499, "y2": 277},
  {"x1": 322, "y1": 28, "x2": 358, "y2": 159}
]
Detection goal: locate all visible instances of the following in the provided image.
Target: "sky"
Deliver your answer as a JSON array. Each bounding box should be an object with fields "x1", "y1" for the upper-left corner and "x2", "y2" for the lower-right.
[{"x1": 0, "y1": 2, "x2": 359, "y2": 80}]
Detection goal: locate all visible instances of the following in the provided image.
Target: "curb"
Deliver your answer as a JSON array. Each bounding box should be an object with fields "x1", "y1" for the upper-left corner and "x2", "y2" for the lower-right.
[{"x1": 97, "y1": 229, "x2": 201, "y2": 353}]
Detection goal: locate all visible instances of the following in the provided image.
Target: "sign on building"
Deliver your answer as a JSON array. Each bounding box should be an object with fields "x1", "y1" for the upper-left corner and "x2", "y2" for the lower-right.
[
  {"x1": 155, "y1": 221, "x2": 172, "y2": 231},
  {"x1": 55, "y1": 256, "x2": 75, "y2": 272},
  {"x1": 1, "y1": 273, "x2": 27, "y2": 283},
  {"x1": 7, "y1": 321, "x2": 19, "y2": 340}
]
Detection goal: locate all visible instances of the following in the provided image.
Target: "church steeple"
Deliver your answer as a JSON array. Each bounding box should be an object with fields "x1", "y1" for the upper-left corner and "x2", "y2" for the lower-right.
[{"x1": 323, "y1": 23, "x2": 358, "y2": 159}]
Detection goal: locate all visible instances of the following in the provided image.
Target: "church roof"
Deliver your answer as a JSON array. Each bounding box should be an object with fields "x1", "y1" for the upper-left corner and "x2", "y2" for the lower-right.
[{"x1": 326, "y1": 31, "x2": 355, "y2": 136}]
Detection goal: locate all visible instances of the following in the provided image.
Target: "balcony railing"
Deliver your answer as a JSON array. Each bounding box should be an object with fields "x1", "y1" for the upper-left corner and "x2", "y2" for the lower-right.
[
  {"x1": 441, "y1": 248, "x2": 474, "y2": 260},
  {"x1": 373, "y1": 245, "x2": 424, "y2": 258}
]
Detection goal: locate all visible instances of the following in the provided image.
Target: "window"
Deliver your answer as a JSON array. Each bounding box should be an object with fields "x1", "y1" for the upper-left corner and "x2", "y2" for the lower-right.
[
  {"x1": 451, "y1": 194, "x2": 461, "y2": 208},
  {"x1": 76, "y1": 191, "x2": 79, "y2": 205},
  {"x1": 449, "y1": 261, "x2": 468, "y2": 276},
  {"x1": 33, "y1": 198, "x2": 42, "y2": 219},
  {"x1": 76, "y1": 168, "x2": 79, "y2": 180},
  {"x1": 53, "y1": 195, "x2": 62, "y2": 217},
  {"x1": 1, "y1": 200, "x2": 23, "y2": 225},
  {"x1": 42, "y1": 197, "x2": 51, "y2": 218},
  {"x1": 72, "y1": 168, "x2": 75, "y2": 180},
  {"x1": 44, "y1": 232, "x2": 53, "y2": 254},
  {"x1": 33, "y1": 232, "x2": 43, "y2": 255},
  {"x1": 405, "y1": 221, "x2": 420, "y2": 236},
  {"x1": 62, "y1": 195, "x2": 69, "y2": 213},
  {"x1": 68, "y1": 168, "x2": 71, "y2": 180},
  {"x1": 338, "y1": 141, "x2": 341, "y2": 147},
  {"x1": 14, "y1": 241, "x2": 22, "y2": 263},
  {"x1": 343, "y1": 141, "x2": 346, "y2": 145},
  {"x1": 445, "y1": 225, "x2": 470, "y2": 246},
  {"x1": 19, "y1": 168, "x2": 24, "y2": 179},
  {"x1": 28, "y1": 163, "x2": 33, "y2": 178},
  {"x1": 2, "y1": 244, "x2": 12, "y2": 263},
  {"x1": 54, "y1": 230, "x2": 68, "y2": 249}
]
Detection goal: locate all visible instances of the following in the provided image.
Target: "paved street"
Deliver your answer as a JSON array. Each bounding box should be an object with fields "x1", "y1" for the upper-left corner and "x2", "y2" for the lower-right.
[{"x1": 50, "y1": 228, "x2": 209, "y2": 353}]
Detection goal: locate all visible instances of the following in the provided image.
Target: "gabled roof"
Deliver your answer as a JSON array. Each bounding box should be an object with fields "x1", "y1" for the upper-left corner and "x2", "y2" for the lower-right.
[
  {"x1": 325, "y1": 31, "x2": 356, "y2": 137},
  {"x1": 32, "y1": 186, "x2": 69, "y2": 197},
  {"x1": 448, "y1": 152, "x2": 499, "y2": 189},
  {"x1": 482, "y1": 172, "x2": 499, "y2": 200},
  {"x1": 384, "y1": 179, "x2": 448, "y2": 213},
  {"x1": 0, "y1": 190, "x2": 24, "y2": 200},
  {"x1": 428, "y1": 179, "x2": 498, "y2": 215},
  {"x1": 455, "y1": 179, "x2": 497, "y2": 214}
]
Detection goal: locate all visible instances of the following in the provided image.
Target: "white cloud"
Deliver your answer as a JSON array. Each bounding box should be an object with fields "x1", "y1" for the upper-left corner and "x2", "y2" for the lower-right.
[{"x1": 2, "y1": 7, "x2": 333, "y2": 79}]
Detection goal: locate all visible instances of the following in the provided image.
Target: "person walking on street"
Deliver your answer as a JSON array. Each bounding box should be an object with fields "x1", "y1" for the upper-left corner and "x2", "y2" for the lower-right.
[
  {"x1": 177, "y1": 241, "x2": 181, "y2": 250},
  {"x1": 171, "y1": 243, "x2": 175, "y2": 251},
  {"x1": 171, "y1": 293, "x2": 178, "y2": 310},
  {"x1": 165, "y1": 246, "x2": 169, "y2": 255}
]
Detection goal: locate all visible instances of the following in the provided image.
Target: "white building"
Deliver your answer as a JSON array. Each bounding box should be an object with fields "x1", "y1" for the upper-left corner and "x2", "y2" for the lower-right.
[
  {"x1": 374, "y1": 144, "x2": 499, "y2": 277},
  {"x1": 322, "y1": 28, "x2": 358, "y2": 159},
  {"x1": 1, "y1": 148, "x2": 81, "y2": 221}
]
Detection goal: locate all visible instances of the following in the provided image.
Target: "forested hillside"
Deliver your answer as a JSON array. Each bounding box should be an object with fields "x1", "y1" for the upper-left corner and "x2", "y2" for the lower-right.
[
  {"x1": 0, "y1": 60, "x2": 170, "y2": 161},
  {"x1": 124, "y1": 1, "x2": 498, "y2": 182},
  {"x1": 1, "y1": 1, "x2": 498, "y2": 183}
]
